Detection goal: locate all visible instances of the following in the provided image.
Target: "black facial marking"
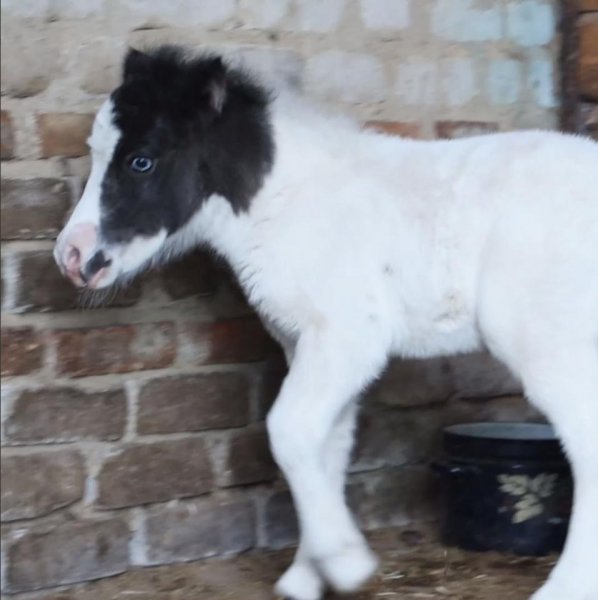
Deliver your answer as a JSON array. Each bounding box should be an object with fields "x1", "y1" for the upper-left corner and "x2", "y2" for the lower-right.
[{"x1": 100, "y1": 45, "x2": 275, "y2": 245}]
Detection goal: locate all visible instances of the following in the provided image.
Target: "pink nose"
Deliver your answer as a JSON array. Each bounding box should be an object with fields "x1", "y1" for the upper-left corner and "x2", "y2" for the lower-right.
[{"x1": 57, "y1": 223, "x2": 100, "y2": 287}]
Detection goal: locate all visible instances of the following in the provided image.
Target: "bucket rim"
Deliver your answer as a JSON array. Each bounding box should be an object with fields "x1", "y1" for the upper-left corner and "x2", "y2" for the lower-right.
[{"x1": 443, "y1": 421, "x2": 557, "y2": 442}]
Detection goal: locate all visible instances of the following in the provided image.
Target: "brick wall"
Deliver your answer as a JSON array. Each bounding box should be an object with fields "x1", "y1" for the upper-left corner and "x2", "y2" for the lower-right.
[
  {"x1": 561, "y1": 0, "x2": 598, "y2": 137},
  {"x1": 1, "y1": 0, "x2": 558, "y2": 594}
]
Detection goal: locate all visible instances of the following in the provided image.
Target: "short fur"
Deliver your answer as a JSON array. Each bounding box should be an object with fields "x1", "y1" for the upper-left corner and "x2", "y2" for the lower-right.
[{"x1": 55, "y1": 46, "x2": 598, "y2": 600}]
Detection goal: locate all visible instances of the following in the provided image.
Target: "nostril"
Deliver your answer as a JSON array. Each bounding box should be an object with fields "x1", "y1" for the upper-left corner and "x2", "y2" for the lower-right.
[
  {"x1": 84, "y1": 250, "x2": 112, "y2": 283},
  {"x1": 64, "y1": 245, "x2": 81, "y2": 271},
  {"x1": 84, "y1": 250, "x2": 111, "y2": 289}
]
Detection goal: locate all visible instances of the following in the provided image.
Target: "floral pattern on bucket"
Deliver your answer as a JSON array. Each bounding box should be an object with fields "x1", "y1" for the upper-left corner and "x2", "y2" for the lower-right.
[{"x1": 497, "y1": 473, "x2": 558, "y2": 524}]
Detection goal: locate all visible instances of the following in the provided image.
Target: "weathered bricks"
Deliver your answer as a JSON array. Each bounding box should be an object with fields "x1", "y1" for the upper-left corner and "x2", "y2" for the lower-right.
[
  {"x1": 353, "y1": 405, "x2": 442, "y2": 472},
  {"x1": 4, "y1": 518, "x2": 129, "y2": 593},
  {"x1": 579, "y1": 14, "x2": 598, "y2": 100},
  {"x1": 182, "y1": 317, "x2": 274, "y2": 365},
  {"x1": 450, "y1": 350, "x2": 521, "y2": 398},
  {"x1": 348, "y1": 466, "x2": 438, "y2": 529},
  {"x1": 96, "y1": 439, "x2": 214, "y2": 509},
  {"x1": 1, "y1": 451, "x2": 85, "y2": 521},
  {"x1": 1, "y1": 327, "x2": 44, "y2": 376},
  {"x1": 0, "y1": 19, "x2": 61, "y2": 98},
  {"x1": 1, "y1": 178, "x2": 71, "y2": 240},
  {"x1": 225, "y1": 429, "x2": 278, "y2": 487},
  {"x1": 137, "y1": 372, "x2": 250, "y2": 435},
  {"x1": 306, "y1": 51, "x2": 386, "y2": 103},
  {"x1": 435, "y1": 121, "x2": 499, "y2": 139},
  {"x1": 37, "y1": 113, "x2": 95, "y2": 158},
  {"x1": 360, "y1": 0, "x2": 409, "y2": 30},
  {"x1": 263, "y1": 490, "x2": 299, "y2": 549},
  {"x1": 5, "y1": 387, "x2": 127, "y2": 443},
  {"x1": 10, "y1": 250, "x2": 141, "y2": 313},
  {"x1": 159, "y1": 250, "x2": 218, "y2": 299},
  {"x1": 12, "y1": 250, "x2": 78, "y2": 312},
  {"x1": 53, "y1": 322, "x2": 176, "y2": 377},
  {"x1": 142, "y1": 498, "x2": 256, "y2": 564},
  {"x1": 365, "y1": 120, "x2": 422, "y2": 138},
  {"x1": 295, "y1": 0, "x2": 347, "y2": 33},
  {"x1": 366, "y1": 357, "x2": 453, "y2": 407},
  {"x1": 1, "y1": 110, "x2": 15, "y2": 159},
  {"x1": 580, "y1": 102, "x2": 598, "y2": 140}
]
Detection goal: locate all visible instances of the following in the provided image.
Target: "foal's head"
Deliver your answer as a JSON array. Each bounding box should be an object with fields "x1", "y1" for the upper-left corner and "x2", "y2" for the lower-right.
[{"x1": 54, "y1": 45, "x2": 274, "y2": 289}]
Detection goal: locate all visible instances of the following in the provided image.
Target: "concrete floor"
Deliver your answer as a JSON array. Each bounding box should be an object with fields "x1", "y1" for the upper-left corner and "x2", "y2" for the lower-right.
[{"x1": 15, "y1": 527, "x2": 556, "y2": 600}]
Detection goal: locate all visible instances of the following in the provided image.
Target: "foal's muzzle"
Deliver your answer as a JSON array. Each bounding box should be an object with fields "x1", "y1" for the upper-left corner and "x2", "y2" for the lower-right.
[{"x1": 54, "y1": 222, "x2": 111, "y2": 289}]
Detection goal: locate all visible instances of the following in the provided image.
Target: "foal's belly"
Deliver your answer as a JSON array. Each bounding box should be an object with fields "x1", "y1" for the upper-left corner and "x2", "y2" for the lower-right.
[{"x1": 390, "y1": 293, "x2": 482, "y2": 359}]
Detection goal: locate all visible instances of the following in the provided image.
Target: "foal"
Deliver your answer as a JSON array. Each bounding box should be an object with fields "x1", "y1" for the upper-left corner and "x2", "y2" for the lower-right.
[{"x1": 54, "y1": 46, "x2": 598, "y2": 600}]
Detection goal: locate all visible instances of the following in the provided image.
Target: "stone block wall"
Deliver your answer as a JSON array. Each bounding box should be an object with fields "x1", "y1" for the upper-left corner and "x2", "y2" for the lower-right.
[{"x1": 1, "y1": 0, "x2": 558, "y2": 594}]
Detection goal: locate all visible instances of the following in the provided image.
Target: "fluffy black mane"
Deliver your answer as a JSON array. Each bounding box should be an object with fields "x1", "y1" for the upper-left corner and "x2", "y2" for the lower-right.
[{"x1": 111, "y1": 45, "x2": 275, "y2": 213}]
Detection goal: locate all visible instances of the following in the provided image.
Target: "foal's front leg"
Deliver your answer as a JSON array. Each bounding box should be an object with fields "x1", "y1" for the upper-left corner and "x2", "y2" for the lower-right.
[
  {"x1": 267, "y1": 329, "x2": 386, "y2": 598},
  {"x1": 275, "y1": 402, "x2": 360, "y2": 600}
]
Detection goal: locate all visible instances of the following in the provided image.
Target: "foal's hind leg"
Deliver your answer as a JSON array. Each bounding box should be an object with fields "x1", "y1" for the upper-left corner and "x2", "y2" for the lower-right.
[{"x1": 521, "y1": 345, "x2": 598, "y2": 600}]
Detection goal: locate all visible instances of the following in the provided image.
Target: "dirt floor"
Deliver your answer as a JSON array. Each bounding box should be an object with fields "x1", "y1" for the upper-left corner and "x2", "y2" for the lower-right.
[{"x1": 14, "y1": 527, "x2": 556, "y2": 600}]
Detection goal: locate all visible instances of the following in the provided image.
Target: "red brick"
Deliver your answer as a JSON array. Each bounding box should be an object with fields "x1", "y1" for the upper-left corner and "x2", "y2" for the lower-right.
[
  {"x1": 579, "y1": 0, "x2": 598, "y2": 12},
  {"x1": 53, "y1": 322, "x2": 176, "y2": 377},
  {"x1": 435, "y1": 121, "x2": 499, "y2": 139},
  {"x1": 183, "y1": 317, "x2": 275, "y2": 365},
  {"x1": 159, "y1": 250, "x2": 218, "y2": 299},
  {"x1": 143, "y1": 498, "x2": 256, "y2": 565},
  {"x1": 225, "y1": 428, "x2": 278, "y2": 487},
  {"x1": 5, "y1": 518, "x2": 129, "y2": 593},
  {"x1": 13, "y1": 250, "x2": 77, "y2": 311},
  {"x1": 37, "y1": 113, "x2": 94, "y2": 158},
  {"x1": 137, "y1": 372, "x2": 250, "y2": 435},
  {"x1": 1, "y1": 451, "x2": 84, "y2": 521},
  {"x1": 96, "y1": 439, "x2": 213, "y2": 509},
  {"x1": 1, "y1": 110, "x2": 15, "y2": 159},
  {"x1": 1, "y1": 178, "x2": 71, "y2": 240},
  {"x1": 580, "y1": 102, "x2": 598, "y2": 140},
  {"x1": 5, "y1": 387, "x2": 126, "y2": 443},
  {"x1": 1, "y1": 327, "x2": 44, "y2": 376},
  {"x1": 579, "y1": 14, "x2": 598, "y2": 101},
  {"x1": 365, "y1": 120, "x2": 422, "y2": 138},
  {"x1": 11, "y1": 250, "x2": 141, "y2": 313}
]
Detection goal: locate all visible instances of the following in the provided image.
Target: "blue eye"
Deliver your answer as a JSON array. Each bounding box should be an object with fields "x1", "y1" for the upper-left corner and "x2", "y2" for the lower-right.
[{"x1": 129, "y1": 156, "x2": 155, "y2": 173}]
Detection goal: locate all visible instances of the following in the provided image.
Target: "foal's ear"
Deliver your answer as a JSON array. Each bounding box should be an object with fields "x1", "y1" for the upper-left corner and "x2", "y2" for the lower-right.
[
  {"x1": 190, "y1": 56, "x2": 227, "y2": 115},
  {"x1": 123, "y1": 47, "x2": 152, "y2": 82}
]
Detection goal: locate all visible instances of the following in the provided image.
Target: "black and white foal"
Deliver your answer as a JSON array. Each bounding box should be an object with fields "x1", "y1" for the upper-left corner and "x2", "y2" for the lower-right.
[{"x1": 54, "y1": 46, "x2": 598, "y2": 600}]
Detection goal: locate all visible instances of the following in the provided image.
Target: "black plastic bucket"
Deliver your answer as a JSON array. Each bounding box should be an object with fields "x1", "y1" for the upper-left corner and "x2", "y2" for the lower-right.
[{"x1": 433, "y1": 422, "x2": 572, "y2": 556}]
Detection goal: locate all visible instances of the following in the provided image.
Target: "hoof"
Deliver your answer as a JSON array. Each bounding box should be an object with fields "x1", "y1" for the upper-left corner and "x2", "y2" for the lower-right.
[
  {"x1": 317, "y1": 544, "x2": 379, "y2": 593},
  {"x1": 275, "y1": 559, "x2": 324, "y2": 600}
]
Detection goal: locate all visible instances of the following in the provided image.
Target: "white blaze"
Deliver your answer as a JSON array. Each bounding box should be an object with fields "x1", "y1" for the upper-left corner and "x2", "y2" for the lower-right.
[
  {"x1": 70, "y1": 99, "x2": 120, "y2": 228},
  {"x1": 54, "y1": 99, "x2": 120, "y2": 271}
]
